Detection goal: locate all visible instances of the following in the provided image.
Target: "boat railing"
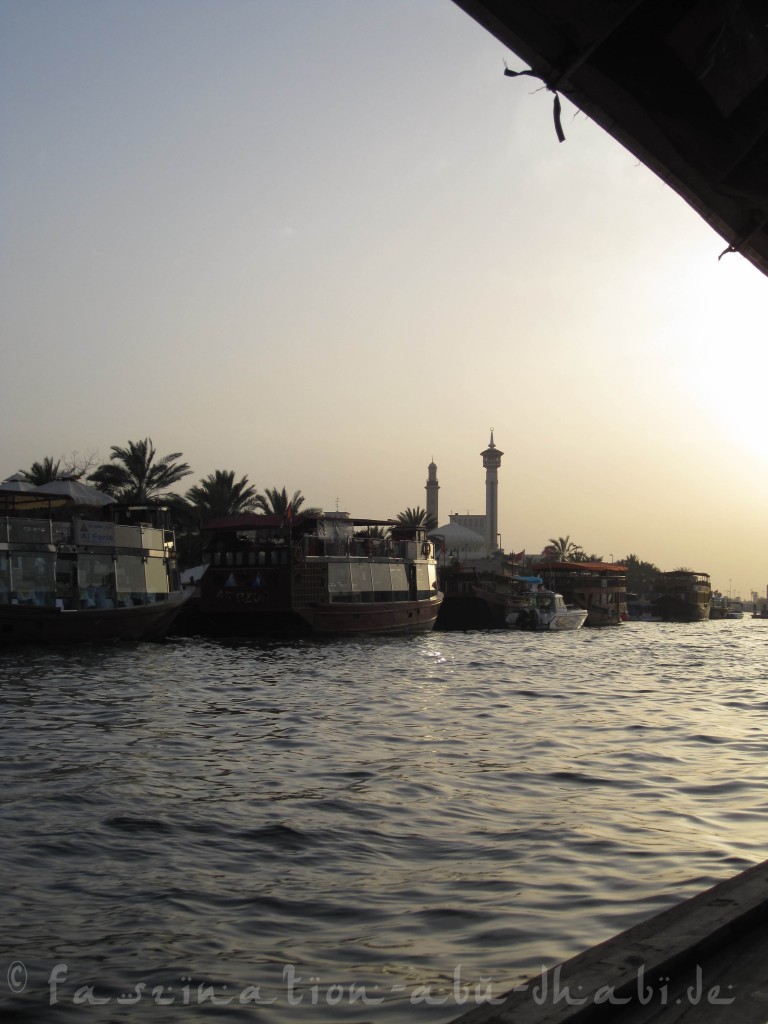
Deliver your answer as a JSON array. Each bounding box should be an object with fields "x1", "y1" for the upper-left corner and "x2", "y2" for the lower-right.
[
  {"x1": 0, "y1": 517, "x2": 56, "y2": 545},
  {"x1": 299, "y1": 536, "x2": 416, "y2": 560},
  {"x1": 0, "y1": 517, "x2": 171, "y2": 555}
]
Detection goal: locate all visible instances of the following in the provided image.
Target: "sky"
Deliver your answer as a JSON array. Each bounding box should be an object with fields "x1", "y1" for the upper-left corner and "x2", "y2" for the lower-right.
[{"x1": 2, "y1": 0, "x2": 767, "y2": 599}]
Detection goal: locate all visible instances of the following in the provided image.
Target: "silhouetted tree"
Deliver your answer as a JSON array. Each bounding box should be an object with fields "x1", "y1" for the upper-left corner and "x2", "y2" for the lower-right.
[
  {"x1": 254, "y1": 486, "x2": 320, "y2": 516},
  {"x1": 186, "y1": 470, "x2": 258, "y2": 521},
  {"x1": 24, "y1": 457, "x2": 62, "y2": 485},
  {"x1": 542, "y1": 535, "x2": 579, "y2": 561},
  {"x1": 395, "y1": 506, "x2": 437, "y2": 531},
  {"x1": 22, "y1": 450, "x2": 100, "y2": 485},
  {"x1": 88, "y1": 438, "x2": 191, "y2": 503},
  {"x1": 619, "y1": 554, "x2": 661, "y2": 597},
  {"x1": 570, "y1": 549, "x2": 603, "y2": 563}
]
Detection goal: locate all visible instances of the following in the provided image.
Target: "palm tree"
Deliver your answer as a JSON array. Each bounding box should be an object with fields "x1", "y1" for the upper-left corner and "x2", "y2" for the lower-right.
[
  {"x1": 395, "y1": 506, "x2": 437, "y2": 531},
  {"x1": 24, "y1": 456, "x2": 62, "y2": 485},
  {"x1": 354, "y1": 525, "x2": 389, "y2": 538},
  {"x1": 88, "y1": 438, "x2": 192, "y2": 503},
  {"x1": 185, "y1": 470, "x2": 259, "y2": 520},
  {"x1": 570, "y1": 549, "x2": 603, "y2": 563},
  {"x1": 254, "y1": 486, "x2": 320, "y2": 517},
  {"x1": 619, "y1": 554, "x2": 660, "y2": 597},
  {"x1": 544, "y1": 535, "x2": 579, "y2": 561}
]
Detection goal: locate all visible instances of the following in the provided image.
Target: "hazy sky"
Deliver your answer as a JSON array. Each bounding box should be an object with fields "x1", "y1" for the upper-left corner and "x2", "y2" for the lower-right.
[{"x1": 2, "y1": 0, "x2": 767, "y2": 598}]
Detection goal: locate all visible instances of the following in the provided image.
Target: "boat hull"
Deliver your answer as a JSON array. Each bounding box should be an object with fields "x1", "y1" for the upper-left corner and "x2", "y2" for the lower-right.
[
  {"x1": 435, "y1": 588, "x2": 512, "y2": 630},
  {"x1": 651, "y1": 597, "x2": 711, "y2": 622},
  {"x1": 298, "y1": 596, "x2": 442, "y2": 634},
  {"x1": 189, "y1": 596, "x2": 443, "y2": 637},
  {"x1": 509, "y1": 607, "x2": 588, "y2": 631},
  {"x1": 545, "y1": 609, "x2": 589, "y2": 631},
  {"x1": 0, "y1": 590, "x2": 192, "y2": 646}
]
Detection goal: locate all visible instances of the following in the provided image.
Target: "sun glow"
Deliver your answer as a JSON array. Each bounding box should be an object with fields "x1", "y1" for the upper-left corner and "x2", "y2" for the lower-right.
[{"x1": 660, "y1": 257, "x2": 768, "y2": 462}]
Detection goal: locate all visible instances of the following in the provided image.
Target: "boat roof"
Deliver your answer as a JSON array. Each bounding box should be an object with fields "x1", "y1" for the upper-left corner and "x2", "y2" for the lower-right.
[
  {"x1": 534, "y1": 560, "x2": 627, "y2": 573},
  {"x1": 661, "y1": 569, "x2": 710, "y2": 578},
  {"x1": 203, "y1": 513, "x2": 397, "y2": 530}
]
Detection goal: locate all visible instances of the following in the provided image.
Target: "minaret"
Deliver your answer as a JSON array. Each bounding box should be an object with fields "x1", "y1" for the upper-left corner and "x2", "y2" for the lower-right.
[
  {"x1": 425, "y1": 459, "x2": 439, "y2": 526},
  {"x1": 481, "y1": 431, "x2": 503, "y2": 552}
]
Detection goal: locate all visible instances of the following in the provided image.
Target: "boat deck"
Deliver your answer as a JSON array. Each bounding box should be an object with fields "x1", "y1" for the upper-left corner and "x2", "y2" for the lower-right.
[{"x1": 451, "y1": 859, "x2": 768, "y2": 1023}]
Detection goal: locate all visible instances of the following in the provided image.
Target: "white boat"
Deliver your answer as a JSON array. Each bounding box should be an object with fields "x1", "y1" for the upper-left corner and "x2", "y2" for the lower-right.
[{"x1": 506, "y1": 589, "x2": 588, "y2": 631}]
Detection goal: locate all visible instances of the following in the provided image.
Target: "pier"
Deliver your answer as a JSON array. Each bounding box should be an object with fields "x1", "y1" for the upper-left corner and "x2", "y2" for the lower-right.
[{"x1": 452, "y1": 859, "x2": 768, "y2": 1023}]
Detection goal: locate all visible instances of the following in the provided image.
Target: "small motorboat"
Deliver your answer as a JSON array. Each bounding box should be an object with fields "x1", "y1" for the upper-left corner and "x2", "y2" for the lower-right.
[{"x1": 507, "y1": 590, "x2": 588, "y2": 631}]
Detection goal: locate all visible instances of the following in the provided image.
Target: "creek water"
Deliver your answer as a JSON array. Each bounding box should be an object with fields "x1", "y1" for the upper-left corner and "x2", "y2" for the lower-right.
[{"x1": 1, "y1": 619, "x2": 766, "y2": 1022}]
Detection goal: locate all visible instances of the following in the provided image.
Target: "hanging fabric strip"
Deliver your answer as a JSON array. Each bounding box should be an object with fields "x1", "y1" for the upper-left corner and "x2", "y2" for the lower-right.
[{"x1": 503, "y1": 65, "x2": 566, "y2": 143}]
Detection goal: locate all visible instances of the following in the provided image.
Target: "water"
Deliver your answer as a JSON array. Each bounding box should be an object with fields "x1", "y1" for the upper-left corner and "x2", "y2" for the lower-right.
[{"x1": 2, "y1": 620, "x2": 767, "y2": 1022}]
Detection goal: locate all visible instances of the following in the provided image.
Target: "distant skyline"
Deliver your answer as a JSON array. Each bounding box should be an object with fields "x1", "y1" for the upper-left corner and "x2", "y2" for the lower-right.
[{"x1": 2, "y1": 1, "x2": 766, "y2": 598}]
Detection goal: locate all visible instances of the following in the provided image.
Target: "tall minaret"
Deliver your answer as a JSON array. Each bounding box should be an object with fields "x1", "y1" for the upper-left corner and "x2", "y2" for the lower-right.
[
  {"x1": 425, "y1": 459, "x2": 439, "y2": 526},
  {"x1": 481, "y1": 431, "x2": 503, "y2": 552}
]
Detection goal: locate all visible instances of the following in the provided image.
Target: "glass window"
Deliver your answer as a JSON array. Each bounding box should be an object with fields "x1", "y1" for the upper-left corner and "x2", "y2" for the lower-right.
[
  {"x1": 389, "y1": 564, "x2": 408, "y2": 600},
  {"x1": 0, "y1": 553, "x2": 9, "y2": 605},
  {"x1": 77, "y1": 554, "x2": 115, "y2": 609},
  {"x1": 328, "y1": 562, "x2": 351, "y2": 601},
  {"x1": 115, "y1": 555, "x2": 146, "y2": 606},
  {"x1": 415, "y1": 564, "x2": 431, "y2": 600},
  {"x1": 371, "y1": 562, "x2": 392, "y2": 601},
  {"x1": 10, "y1": 553, "x2": 55, "y2": 606},
  {"x1": 351, "y1": 562, "x2": 373, "y2": 600},
  {"x1": 145, "y1": 556, "x2": 170, "y2": 599}
]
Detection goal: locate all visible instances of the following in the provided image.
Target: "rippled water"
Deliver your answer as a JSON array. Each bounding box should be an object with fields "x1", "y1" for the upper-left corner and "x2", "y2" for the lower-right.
[{"x1": 2, "y1": 620, "x2": 767, "y2": 1022}]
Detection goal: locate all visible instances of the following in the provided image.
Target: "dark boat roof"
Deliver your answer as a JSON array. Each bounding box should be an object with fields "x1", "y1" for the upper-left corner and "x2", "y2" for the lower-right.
[
  {"x1": 534, "y1": 560, "x2": 627, "y2": 573},
  {"x1": 203, "y1": 513, "x2": 397, "y2": 530},
  {"x1": 452, "y1": 0, "x2": 768, "y2": 278}
]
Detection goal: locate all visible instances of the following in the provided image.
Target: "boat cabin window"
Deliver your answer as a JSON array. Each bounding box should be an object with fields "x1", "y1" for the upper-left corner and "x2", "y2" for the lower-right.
[
  {"x1": 145, "y1": 556, "x2": 171, "y2": 597},
  {"x1": 415, "y1": 564, "x2": 434, "y2": 600},
  {"x1": 1, "y1": 552, "x2": 56, "y2": 607},
  {"x1": 78, "y1": 553, "x2": 115, "y2": 609},
  {"x1": 212, "y1": 546, "x2": 288, "y2": 567}
]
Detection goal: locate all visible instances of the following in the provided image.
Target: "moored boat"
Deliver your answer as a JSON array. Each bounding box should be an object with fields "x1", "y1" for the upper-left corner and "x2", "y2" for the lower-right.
[
  {"x1": 0, "y1": 484, "x2": 188, "y2": 645},
  {"x1": 626, "y1": 594, "x2": 661, "y2": 621},
  {"x1": 434, "y1": 561, "x2": 535, "y2": 630},
  {"x1": 506, "y1": 590, "x2": 588, "y2": 631},
  {"x1": 195, "y1": 512, "x2": 443, "y2": 635},
  {"x1": 651, "y1": 570, "x2": 712, "y2": 622},
  {"x1": 533, "y1": 560, "x2": 628, "y2": 626}
]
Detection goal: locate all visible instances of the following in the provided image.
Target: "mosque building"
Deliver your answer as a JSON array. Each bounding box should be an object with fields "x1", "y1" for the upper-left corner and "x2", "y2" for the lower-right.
[{"x1": 427, "y1": 432, "x2": 505, "y2": 558}]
